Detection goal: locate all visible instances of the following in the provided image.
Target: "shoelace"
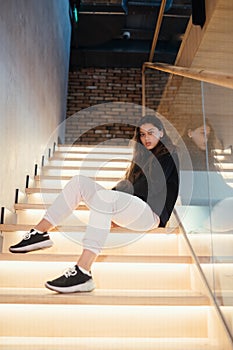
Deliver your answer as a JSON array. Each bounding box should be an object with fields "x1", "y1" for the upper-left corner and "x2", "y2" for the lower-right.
[
  {"x1": 23, "y1": 230, "x2": 48, "y2": 240},
  {"x1": 23, "y1": 230, "x2": 38, "y2": 240},
  {"x1": 64, "y1": 266, "x2": 77, "y2": 278}
]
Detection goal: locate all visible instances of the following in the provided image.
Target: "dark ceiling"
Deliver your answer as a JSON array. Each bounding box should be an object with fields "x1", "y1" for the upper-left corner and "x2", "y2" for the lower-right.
[{"x1": 69, "y1": 0, "x2": 192, "y2": 69}]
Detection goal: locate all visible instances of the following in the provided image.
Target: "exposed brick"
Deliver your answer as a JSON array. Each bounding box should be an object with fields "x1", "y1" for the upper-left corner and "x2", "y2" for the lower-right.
[{"x1": 66, "y1": 67, "x2": 169, "y2": 144}]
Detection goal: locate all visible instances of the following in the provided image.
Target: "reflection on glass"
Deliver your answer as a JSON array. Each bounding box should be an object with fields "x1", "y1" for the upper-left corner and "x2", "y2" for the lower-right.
[
  {"x1": 177, "y1": 85, "x2": 233, "y2": 333},
  {"x1": 178, "y1": 116, "x2": 233, "y2": 234}
]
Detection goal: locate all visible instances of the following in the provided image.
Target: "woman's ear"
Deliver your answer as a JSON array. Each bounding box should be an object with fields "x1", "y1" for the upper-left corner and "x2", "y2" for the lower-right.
[
  {"x1": 187, "y1": 129, "x2": 192, "y2": 138},
  {"x1": 159, "y1": 130, "x2": 164, "y2": 139}
]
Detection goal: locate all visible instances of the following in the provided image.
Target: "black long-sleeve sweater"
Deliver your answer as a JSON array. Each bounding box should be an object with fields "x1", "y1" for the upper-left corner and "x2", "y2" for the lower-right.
[{"x1": 113, "y1": 150, "x2": 179, "y2": 227}]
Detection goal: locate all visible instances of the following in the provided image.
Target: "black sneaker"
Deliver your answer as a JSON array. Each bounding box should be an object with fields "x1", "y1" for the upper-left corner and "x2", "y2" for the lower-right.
[
  {"x1": 9, "y1": 229, "x2": 53, "y2": 253},
  {"x1": 45, "y1": 265, "x2": 95, "y2": 293}
]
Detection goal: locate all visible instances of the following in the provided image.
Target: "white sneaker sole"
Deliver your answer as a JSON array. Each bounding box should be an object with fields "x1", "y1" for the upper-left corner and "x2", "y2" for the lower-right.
[
  {"x1": 9, "y1": 240, "x2": 53, "y2": 253},
  {"x1": 45, "y1": 279, "x2": 96, "y2": 293}
]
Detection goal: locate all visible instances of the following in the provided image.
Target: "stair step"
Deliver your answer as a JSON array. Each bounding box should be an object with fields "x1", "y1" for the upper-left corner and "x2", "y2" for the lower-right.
[
  {"x1": 13, "y1": 204, "x2": 179, "y2": 227},
  {"x1": 220, "y1": 306, "x2": 233, "y2": 335},
  {"x1": 43, "y1": 164, "x2": 127, "y2": 171},
  {"x1": 0, "y1": 336, "x2": 219, "y2": 350},
  {"x1": 25, "y1": 192, "x2": 73, "y2": 204},
  {"x1": 25, "y1": 187, "x2": 121, "y2": 194},
  {"x1": 47, "y1": 160, "x2": 130, "y2": 168},
  {"x1": 41, "y1": 168, "x2": 125, "y2": 177},
  {"x1": 35, "y1": 179, "x2": 115, "y2": 189},
  {"x1": 0, "y1": 261, "x2": 193, "y2": 290},
  {"x1": 34, "y1": 175, "x2": 117, "y2": 189},
  {"x1": 25, "y1": 188, "x2": 70, "y2": 194},
  {"x1": 188, "y1": 233, "x2": 233, "y2": 257},
  {"x1": 201, "y1": 264, "x2": 233, "y2": 290},
  {"x1": 216, "y1": 291, "x2": 233, "y2": 306},
  {"x1": 55, "y1": 145, "x2": 133, "y2": 154},
  {"x1": 217, "y1": 163, "x2": 233, "y2": 170},
  {"x1": 0, "y1": 253, "x2": 192, "y2": 264},
  {"x1": 0, "y1": 223, "x2": 179, "y2": 234},
  {"x1": 0, "y1": 304, "x2": 209, "y2": 337},
  {"x1": 0, "y1": 288, "x2": 209, "y2": 306},
  {"x1": 52, "y1": 155, "x2": 131, "y2": 162},
  {"x1": 2, "y1": 229, "x2": 182, "y2": 256},
  {"x1": 15, "y1": 202, "x2": 88, "y2": 210},
  {"x1": 35, "y1": 175, "x2": 119, "y2": 181},
  {"x1": 14, "y1": 204, "x2": 88, "y2": 224}
]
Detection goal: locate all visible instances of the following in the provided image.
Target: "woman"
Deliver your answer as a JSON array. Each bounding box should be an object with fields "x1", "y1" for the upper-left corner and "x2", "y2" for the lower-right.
[{"x1": 9, "y1": 115, "x2": 179, "y2": 293}]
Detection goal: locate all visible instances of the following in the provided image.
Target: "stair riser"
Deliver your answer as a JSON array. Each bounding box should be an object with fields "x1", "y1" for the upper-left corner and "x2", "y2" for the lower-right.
[
  {"x1": 47, "y1": 160, "x2": 129, "y2": 168},
  {"x1": 36, "y1": 179, "x2": 116, "y2": 189},
  {"x1": 42, "y1": 169, "x2": 125, "y2": 178},
  {"x1": 27, "y1": 193, "x2": 62, "y2": 204},
  {"x1": 0, "y1": 304, "x2": 208, "y2": 337},
  {"x1": 53, "y1": 152, "x2": 132, "y2": 160},
  {"x1": 0, "y1": 261, "x2": 192, "y2": 290},
  {"x1": 3, "y1": 232, "x2": 180, "y2": 256},
  {"x1": 220, "y1": 306, "x2": 233, "y2": 335},
  {"x1": 188, "y1": 234, "x2": 233, "y2": 257},
  {"x1": 16, "y1": 210, "x2": 89, "y2": 225},
  {"x1": 55, "y1": 147, "x2": 133, "y2": 154},
  {"x1": 0, "y1": 337, "x2": 219, "y2": 350},
  {"x1": 202, "y1": 264, "x2": 233, "y2": 290}
]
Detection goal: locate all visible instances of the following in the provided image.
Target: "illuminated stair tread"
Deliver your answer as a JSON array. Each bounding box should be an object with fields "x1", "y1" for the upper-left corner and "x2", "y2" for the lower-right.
[{"x1": 0, "y1": 287, "x2": 209, "y2": 306}]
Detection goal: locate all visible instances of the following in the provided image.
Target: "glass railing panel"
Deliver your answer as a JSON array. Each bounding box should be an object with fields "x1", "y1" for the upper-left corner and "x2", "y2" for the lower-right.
[
  {"x1": 202, "y1": 82, "x2": 233, "y2": 335},
  {"x1": 144, "y1": 67, "x2": 233, "y2": 337}
]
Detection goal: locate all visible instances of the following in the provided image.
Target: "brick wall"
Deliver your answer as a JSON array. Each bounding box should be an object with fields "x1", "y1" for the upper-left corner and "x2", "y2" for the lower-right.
[
  {"x1": 66, "y1": 67, "x2": 169, "y2": 144},
  {"x1": 65, "y1": 66, "x2": 232, "y2": 147}
]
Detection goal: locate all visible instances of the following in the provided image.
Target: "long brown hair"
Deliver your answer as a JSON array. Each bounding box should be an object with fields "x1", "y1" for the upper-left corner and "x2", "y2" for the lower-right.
[
  {"x1": 125, "y1": 115, "x2": 176, "y2": 183},
  {"x1": 181, "y1": 117, "x2": 219, "y2": 171},
  {"x1": 182, "y1": 117, "x2": 217, "y2": 152}
]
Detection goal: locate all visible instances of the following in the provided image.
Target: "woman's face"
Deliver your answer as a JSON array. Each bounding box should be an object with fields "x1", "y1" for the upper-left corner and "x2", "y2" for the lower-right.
[
  {"x1": 139, "y1": 123, "x2": 163, "y2": 150},
  {"x1": 188, "y1": 125, "x2": 210, "y2": 151}
]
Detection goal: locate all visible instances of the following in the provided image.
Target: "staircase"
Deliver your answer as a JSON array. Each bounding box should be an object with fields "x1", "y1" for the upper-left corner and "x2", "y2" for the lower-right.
[{"x1": 0, "y1": 144, "x2": 232, "y2": 349}]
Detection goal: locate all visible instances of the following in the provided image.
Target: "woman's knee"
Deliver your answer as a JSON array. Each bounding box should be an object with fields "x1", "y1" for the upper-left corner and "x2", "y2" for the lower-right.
[
  {"x1": 89, "y1": 189, "x2": 116, "y2": 213},
  {"x1": 68, "y1": 174, "x2": 90, "y2": 189}
]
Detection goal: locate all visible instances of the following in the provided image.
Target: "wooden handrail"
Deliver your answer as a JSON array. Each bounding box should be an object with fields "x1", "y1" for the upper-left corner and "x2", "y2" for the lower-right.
[{"x1": 143, "y1": 62, "x2": 233, "y2": 89}]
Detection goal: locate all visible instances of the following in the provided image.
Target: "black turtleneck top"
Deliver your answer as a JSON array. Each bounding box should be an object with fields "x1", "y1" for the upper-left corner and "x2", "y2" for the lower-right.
[{"x1": 113, "y1": 149, "x2": 179, "y2": 227}]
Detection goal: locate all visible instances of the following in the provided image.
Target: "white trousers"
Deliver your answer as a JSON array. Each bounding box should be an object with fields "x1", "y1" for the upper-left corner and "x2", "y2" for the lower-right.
[{"x1": 43, "y1": 175, "x2": 160, "y2": 254}]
